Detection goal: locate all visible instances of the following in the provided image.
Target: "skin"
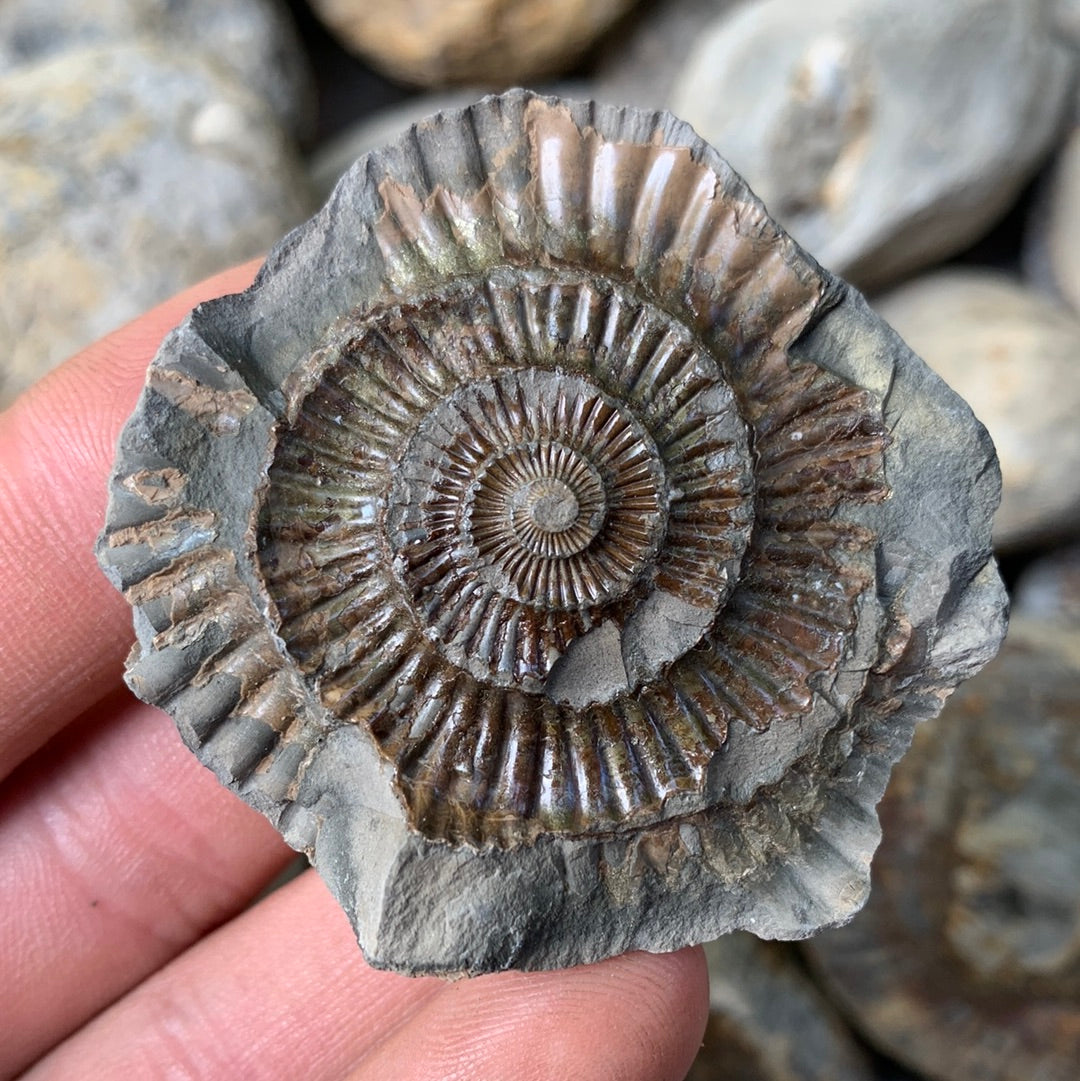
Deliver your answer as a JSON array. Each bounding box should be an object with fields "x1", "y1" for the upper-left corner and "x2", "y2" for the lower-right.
[{"x1": 0, "y1": 263, "x2": 709, "y2": 1081}]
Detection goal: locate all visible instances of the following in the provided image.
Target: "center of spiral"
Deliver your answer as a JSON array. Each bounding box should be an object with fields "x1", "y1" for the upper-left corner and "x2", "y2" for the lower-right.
[
  {"x1": 484, "y1": 443, "x2": 608, "y2": 562},
  {"x1": 515, "y1": 479, "x2": 580, "y2": 534}
]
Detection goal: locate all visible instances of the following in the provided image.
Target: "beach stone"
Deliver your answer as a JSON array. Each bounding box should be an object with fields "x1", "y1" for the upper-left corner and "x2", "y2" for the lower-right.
[
  {"x1": 670, "y1": 0, "x2": 1073, "y2": 291},
  {"x1": 874, "y1": 270, "x2": 1080, "y2": 549},
  {"x1": 687, "y1": 934, "x2": 876, "y2": 1081},
  {"x1": 0, "y1": 42, "x2": 313, "y2": 408},
  {"x1": 1024, "y1": 125, "x2": 1080, "y2": 316},
  {"x1": 1013, "y1": 546, "x2": 1080, "y2": 630},
  {"x1": 308, "y1": 83, "x2": 592, "y2": 199},
  {"x1": 0, "y1": 0, "x2": 313, "y2": 137},
  {"x1": 1052, "y1": 0, "x2": 1080, "y2": 43},
  {"x1": 595, "y1": 0, "x2": 746, "y2": 110},
  {"x1": 307, "y1": 0, "x2": 639, "y2": 87},
  {"x1": 807, "y1": 619, "x2": 1080, "y2": 1081}
]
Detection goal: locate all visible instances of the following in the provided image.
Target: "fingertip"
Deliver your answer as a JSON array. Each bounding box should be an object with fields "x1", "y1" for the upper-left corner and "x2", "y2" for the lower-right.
[{"x1": 350, "y1": 943, "x2": 710, "y2": 1081}]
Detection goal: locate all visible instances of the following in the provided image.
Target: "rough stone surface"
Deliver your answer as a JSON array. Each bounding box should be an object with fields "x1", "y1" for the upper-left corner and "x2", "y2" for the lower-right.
[
  {"x1": 1014, "y1": 546, "x2": 1080, "y2": 630},
  {"x1": 97, "y1": 91, "x2": 1005, "y2": 974},
  {"x1": 0, "y1": 0, "x2": 314, "y2": 137},
  {"x1": 307, "y1": 0, "x2": 639, "y2": 86},
  {"x1": 669, "y1": 0, "x2": 1073, "y2": 291},
  {"x1": 0, "y1": 42, "x2": 313, "y2": 408},
  {"x1": 807, "y1": 619, "x2": 1080, "y2": 1081},
  {"x1": 687, "y1": 934, "x2": 876, "y2": 1081},
  {"x1": 874, "y1": 270, "x2": 1080, "y2": 549}
]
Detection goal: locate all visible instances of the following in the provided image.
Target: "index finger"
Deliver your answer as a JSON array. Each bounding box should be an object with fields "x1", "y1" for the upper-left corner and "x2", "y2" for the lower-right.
[{"x1": 0, "y1": 261, "x2": 260, "y2": 781}]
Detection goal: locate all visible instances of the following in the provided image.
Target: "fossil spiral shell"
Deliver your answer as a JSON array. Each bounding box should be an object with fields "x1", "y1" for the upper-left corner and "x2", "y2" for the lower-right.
[
  {"x1": 258, "y1": 259, "x2": 887, "y2": 845},
  {"x1": 99, "y1": 92, "x2": 1006, "y2": 972},
  {"x1": 252, "y1": 106, "x2": 889, "y2": 845}
]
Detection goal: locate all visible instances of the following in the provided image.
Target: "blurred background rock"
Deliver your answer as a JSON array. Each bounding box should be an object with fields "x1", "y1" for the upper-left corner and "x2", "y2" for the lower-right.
[{"x1": 2, "y1": 1, "x2": 1077, "y2": 1077}]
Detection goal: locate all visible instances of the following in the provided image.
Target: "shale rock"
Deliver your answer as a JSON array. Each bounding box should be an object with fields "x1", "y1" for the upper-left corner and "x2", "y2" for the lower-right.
[
  {"x1": 307, "y1": 0, "x2": 639, "y2": 87},
  {"x1": 687, "y1": 934, "x2": 876, "y2": 1081},
  {"x1": 670, "y1": 0, "x2": 1073, "y2": 291},
  {"x1": 807, "y1": 619, "x2": 1080, "y2": 1081},
  {"x1": 0, "y1": 0, "x2": 313, "y2": 137},
  {"x1": 0, "y1": 43, "x2": 312, "y2": 408},
  {"x1": 97, "y1": 92, "x2": 1005, "y2": 974},
  {"x1": 874, "y1": 269, "x2": 1080, "y2": 549}
]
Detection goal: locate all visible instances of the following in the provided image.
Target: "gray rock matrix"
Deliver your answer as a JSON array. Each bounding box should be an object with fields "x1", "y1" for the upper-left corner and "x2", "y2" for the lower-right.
[{"x1": 98, "y1": 91, "x2": 1006, "y2": 975}]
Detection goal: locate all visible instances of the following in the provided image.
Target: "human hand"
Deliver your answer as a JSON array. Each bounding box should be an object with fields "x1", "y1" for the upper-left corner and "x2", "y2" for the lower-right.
[{"x1": 0, "y1": 263, "x2": 709, "y2": 1081}]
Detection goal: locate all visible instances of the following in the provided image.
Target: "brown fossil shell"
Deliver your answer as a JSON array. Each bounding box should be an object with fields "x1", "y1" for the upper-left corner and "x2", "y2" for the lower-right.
[{"x1": 98, "y1": 91, "x2": 1005, "y2": 972}]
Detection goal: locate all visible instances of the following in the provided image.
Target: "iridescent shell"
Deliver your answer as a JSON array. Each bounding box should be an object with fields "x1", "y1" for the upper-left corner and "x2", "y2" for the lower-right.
[{"x1": 98, "y1": 92, "x2": 1006, "y2": 972}]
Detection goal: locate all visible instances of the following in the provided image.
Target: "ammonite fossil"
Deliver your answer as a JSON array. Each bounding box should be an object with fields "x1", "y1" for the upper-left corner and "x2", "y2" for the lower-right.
[
  {"x1": 806, "y1": 620, "x2": 1080, "y2": 1081},
  {"x1": 98, "y1": 91, "x2": 1006, "y2": 973}
]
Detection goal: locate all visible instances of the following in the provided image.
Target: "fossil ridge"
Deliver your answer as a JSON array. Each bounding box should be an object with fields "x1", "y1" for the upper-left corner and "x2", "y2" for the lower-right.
[{"x1": 98, "y1": 91, "x2": 1006, "y2": 974}]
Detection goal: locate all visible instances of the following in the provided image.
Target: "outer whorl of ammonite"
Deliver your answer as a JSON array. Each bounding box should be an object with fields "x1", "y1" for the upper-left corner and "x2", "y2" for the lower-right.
[{"x1": 99, "y1": 91, "x2": 1006, "y2": 972}]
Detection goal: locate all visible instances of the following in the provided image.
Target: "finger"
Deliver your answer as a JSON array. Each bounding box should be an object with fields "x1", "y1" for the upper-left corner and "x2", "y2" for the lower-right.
[
  {"x1": 22, "y1": 873, "x2": 440, "y2": 1081},
  {"x1": 24, "y1": 870, "x2": 708, "y2": 1081},
  {"x1": 347, "y1": 946, "x2": 709, "y2": 1081},
  {"x1": 0, "y1": 260, "x2": 261, "y2": 781},
  {"x1": 0, "y1": 689, "x2": 292, "y2": 1080}
]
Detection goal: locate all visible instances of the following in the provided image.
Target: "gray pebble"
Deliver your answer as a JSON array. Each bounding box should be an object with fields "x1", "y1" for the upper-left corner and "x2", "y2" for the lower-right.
[
  {"x1": 874, "y1": 269, "x2": 1080, "y2": 549},
  {"x1": 807, "y1": 619, "x2": 1080, "y2": 1081},
  {"x1": 670, "y1": 0, "x2": 1074, "y2": 291},
  {"x1": 0, "y1": 42, "x2": 314, "y2": 407},
  {"x1": 1013, "y1": 545, "x2": 1080, "y2": 629},
  {"x1": 1024, "y1": 125, "x2": 1080, "y2": 317},
  {"x1": 595, "y1": 0, "x2": 749, "y2": 110},
  {"x1": 688, "y1": 934, "x2": 876, "y2": 1081}
]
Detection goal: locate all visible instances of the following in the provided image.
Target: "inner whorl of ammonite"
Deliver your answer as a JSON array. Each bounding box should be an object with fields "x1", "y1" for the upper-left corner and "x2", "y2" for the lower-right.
[
  {"x1": 259, "y1": 268, "x2": 755, "y2": 695},
  {"x1": 385, "y1": 368, "x2": 678, "y2": 688},
  {"x1": 255, "y1": 263, "x2": 886, "y2": 845}
]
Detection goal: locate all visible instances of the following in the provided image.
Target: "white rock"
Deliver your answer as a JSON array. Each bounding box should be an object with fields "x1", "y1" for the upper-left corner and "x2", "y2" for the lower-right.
[
  {"x1": 671, "y1": 0, "x2": 1074, "y2": 291},
  {"x1": 0, "y1": 42, "x2": 313, "y2": 408},
  {"x1": 0, "y1": 0, "x2": 313, "y2": 136},
  {"x1": 874, "y1": 270, "x2": 1080, "y2": 548}
]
